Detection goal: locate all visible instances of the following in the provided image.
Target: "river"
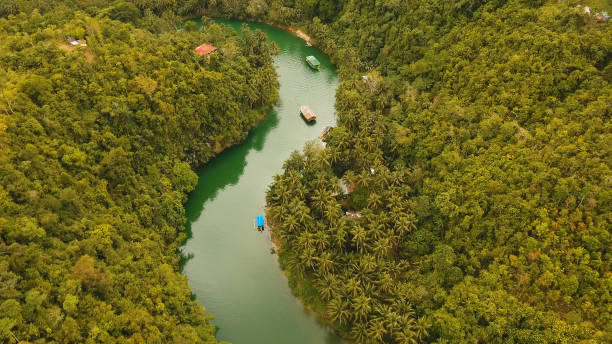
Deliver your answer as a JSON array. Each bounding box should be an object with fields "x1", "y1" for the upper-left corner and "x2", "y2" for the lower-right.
[{"x1": 181, "y1": 19, "x2": 342, "y2": 344}]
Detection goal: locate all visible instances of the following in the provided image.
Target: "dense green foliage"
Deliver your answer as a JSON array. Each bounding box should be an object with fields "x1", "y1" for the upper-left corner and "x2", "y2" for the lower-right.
[
  {"x1": 233, "y1": 0, "x2": 611, "y2": 343},
  {"x1": 2, "y1": 0, "x2": 610, "y2": 343},
  {"x1": 0, "y1": 5, "x2": 278, "y2": 343}
]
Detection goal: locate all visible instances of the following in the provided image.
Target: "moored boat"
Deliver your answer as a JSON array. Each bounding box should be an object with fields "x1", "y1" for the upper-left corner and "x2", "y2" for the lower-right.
[
  {"x1": 305, "y1": 55, "x2": 320, "y2": 70},
  {"x1": 300, "y1": 105, "x2": 317, "y2": 122}
]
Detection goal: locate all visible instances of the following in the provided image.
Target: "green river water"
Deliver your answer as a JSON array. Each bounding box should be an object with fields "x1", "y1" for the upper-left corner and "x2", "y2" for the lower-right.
[{"x1": 181, "y1": 20, "x2": 342, "y2": 343}]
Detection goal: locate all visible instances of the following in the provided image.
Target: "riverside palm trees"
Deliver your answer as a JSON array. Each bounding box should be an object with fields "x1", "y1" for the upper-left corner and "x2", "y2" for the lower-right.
[
  {"x1": 328, "y1": 297, "x2": 352, "y2": 326},
  {"x1": 266, "y1": 144, "x2": 422, "y2": 344},
  {"x1": 351, "y1": 225, "x2": 368, "y2": 253}
]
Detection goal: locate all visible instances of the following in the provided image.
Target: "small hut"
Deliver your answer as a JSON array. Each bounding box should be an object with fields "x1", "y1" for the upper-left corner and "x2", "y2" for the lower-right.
[
  {"x1": 67, "y1": 37, "x2": 87, "y2": 47},
  {"x1": 345, "y1": 211, "x2": 362, "y2": 219},
  {"x1": 338, "y1": 180, "x2": 356, "y2": 196},
  {"x1": 195, "y1": 43, "x2": 217, "y2": 56}
]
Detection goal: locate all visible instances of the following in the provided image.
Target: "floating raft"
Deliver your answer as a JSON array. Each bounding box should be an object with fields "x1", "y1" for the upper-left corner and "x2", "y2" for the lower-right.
[
  {"x1": 306, "y1": 55, "x2": 320, "y2": 70},
  {"x1": 300, "y1": 105, "x2": 317, "y2": 122}
]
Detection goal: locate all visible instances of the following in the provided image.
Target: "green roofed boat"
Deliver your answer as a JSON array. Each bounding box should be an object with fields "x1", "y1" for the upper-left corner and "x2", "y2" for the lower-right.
[{"x1": 306, "y1": 55, "x2": 321, "y2": 70}]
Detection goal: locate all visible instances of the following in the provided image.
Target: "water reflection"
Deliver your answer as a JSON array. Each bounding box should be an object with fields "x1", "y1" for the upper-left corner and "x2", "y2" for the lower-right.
[
  {"x1": 181, "y1": 19, "x2": 342, "y2": 344},
  {"x1": 184, "y1": 109, "x2": 279, "y2": 225}
]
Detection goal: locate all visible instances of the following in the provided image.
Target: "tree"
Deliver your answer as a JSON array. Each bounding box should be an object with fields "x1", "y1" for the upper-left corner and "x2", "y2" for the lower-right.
[
  {"x1": 327, "y1": 297, "x2": 351, "y2": 326},
  {"x1": 107, "y1": 1, "x2": 142, "y2": 23},
  {"x1": 172, "y1": 161, "x2": 198, "y2": 193},
  {"x1": 351, "y1": 225, "x2": 367, "y2": 253}
]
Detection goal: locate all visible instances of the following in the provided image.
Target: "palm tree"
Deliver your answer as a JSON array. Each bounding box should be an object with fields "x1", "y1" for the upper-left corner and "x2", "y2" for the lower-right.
[
  {"x1": 376, "y1": 304, "x2": 402, "y2": 334},
  {"x1": 352, "y1": 294, "x2": 372, "y2": 321},
  {"x1": 316, "y1": 251, "x2": 335, "y2": 275},
  {"x1": 328, "y1": 147, "x2": 342, "y2": 165},
  {"x1": 351, "y1": 225, "x2": 367, "y2": 253},
  {"x1": 415, "y1": 316, "x2": 430, "y2": 342},
  {"x1": 394, "y1": 331, "x2": 418, "y2": 344},
  {"x1": 287, "y1": 170, "x2": 305, "y2": 198},
  {"x1": 333, "y1": 226, "x2": 347, "y2": 252},
  {"x1": 323, "y1": 201, "x2": 342, "y2": 225},
  {"x1": 350, "y1": 321, "x2": 369, "y2": 344},
  {"x1": 343, "y1": 170, "x2": 357, "y2": 189},
  {"x1": 360, "y1": 254, "x2": 377, "y2": 274},
  {"x1": 311, "y1": 189, "x2": 330, "y2": 213},
  {"x1": 296, "y1": 231, "x2": 315, "y2": 252},
  {"x1": 367, "y1": 318, "x2": 387, "y2": 343},
  {"x1": 369, "y1": 221, "x2": 386, "y2": 241},
  {"x1": 283, "y1": 214, "x2": 299, "y2": 234},
  {"x1": 318, "y1": 150, "x2": 332, "y2": 168},
  {"x1": 387, "y1": 197, "x2": 405, "y2": 219},
  {"x1": 313, "y1": 229, "x2": 329, "y2": 252},
  {"x1": 367, "y1": 192, "x2": 383, "y2": 209},
  {"x1": 327, "y1": 297, "x2": 351, "y2": 326},
  {"x1": 345, "y1": 277, "x2": 362, "y2": 297},
  {"x1": 378, "y1": 272, "x2": 394, "y2": 294},
  {"x1": 300, "y1": 247, "x2": 317, "y2": 271},
  {"x1": 316, "y1": 275, "x2": 338, "y2": 301},
  {"x1": 294, "y1": 202, "x2": 312, "y2": 225},
  {"x1": 285, "y1": 253, "x2": 305, "y2": 278},
  {"x1": 355, "y1": 171, "x2": 370, "y2": 188},
  {"x1": 395, "y1": 214, "x2": 416, "y2": 238},
  {"x1": 392, "y1": 294, "x2": 415, "y2": 316},
  {"x1": 373, "y1": 238, "x2": 391, "y2": 259}
]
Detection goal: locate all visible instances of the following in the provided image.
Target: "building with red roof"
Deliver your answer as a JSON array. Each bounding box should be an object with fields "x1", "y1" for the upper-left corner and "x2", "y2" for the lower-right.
[{"x1": 194, "y1": 43, "x2": 217, "y2": 56}]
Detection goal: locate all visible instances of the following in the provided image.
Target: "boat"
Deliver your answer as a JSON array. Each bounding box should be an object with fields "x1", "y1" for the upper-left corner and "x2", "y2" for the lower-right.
[
  {"x1": 305, "y1": 55, "x2": 320, "y2": 70},
  {"x1": 256, "y1": 216, "x2": 265, "y2": 231},
  {"x1": 319, "y1": 126, "x2": 333, "y2": 139},
  {"x1": 300, "y1": 105, "x2": 317, "y2": 122}
]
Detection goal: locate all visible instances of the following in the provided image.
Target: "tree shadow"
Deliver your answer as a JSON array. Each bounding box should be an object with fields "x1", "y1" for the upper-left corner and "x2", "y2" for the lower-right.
[{"x1": 179, "y1": 109, "x2": 279, "y2": 269}]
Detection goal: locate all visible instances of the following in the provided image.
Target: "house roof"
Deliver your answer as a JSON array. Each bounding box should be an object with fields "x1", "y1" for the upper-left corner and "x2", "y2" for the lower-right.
[{"x1": 195, "y1": 43, "x2": 217, "y2": 55}]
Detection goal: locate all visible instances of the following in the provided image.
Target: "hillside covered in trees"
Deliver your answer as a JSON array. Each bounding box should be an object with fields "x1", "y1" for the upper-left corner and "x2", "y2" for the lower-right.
[
  {"x1": 1, "y1": 0, "x2": 611, "y2": 343},
  {"x1": 0, "y1": 3, "x2": 278, "y2": 343},
  {"x1": 234, "y1": 0, "x2": 610, "y2": 343}
]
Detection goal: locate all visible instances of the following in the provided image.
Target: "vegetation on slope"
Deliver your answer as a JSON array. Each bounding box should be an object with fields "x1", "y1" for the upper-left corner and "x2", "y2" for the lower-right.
[
  {"x1": 199, "y1": 0, "x2": 610, "y2": 343},
  {"x1": 0, "y1": 5, "x2": 278, "y2": 343}
]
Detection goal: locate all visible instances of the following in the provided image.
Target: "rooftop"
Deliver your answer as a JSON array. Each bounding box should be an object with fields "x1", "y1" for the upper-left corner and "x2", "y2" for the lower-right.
[{"x1": 195, "y1": 43, "x2": 217, "y2": 56}]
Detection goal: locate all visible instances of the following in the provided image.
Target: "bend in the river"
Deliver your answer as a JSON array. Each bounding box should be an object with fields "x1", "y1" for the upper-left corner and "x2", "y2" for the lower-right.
[{"x1": 181, "y1": 19, "x2": 342, "y2": 344}]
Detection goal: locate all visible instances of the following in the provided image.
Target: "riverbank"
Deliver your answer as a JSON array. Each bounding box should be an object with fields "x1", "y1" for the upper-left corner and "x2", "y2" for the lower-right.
[
  {"x1": 198, "y1": 13, "x2": 315, "y2": 45},
  {"x1": 181, "y1": 19, "x2": 341, "y2": 344},
  {"x1": 263, "y1": 22, "x2": 313, "y2": 43},
  {"x1": 266, "y1": 212, "x2": 353, "y2": 343},
  {"x1": 212, "y1": 105, "x2": 272, "y2": 154}
]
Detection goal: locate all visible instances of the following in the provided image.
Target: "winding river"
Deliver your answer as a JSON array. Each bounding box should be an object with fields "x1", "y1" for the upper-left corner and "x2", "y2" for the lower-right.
[{"x1": 181, "y1": 20, "x2": 342, "y2": 343}]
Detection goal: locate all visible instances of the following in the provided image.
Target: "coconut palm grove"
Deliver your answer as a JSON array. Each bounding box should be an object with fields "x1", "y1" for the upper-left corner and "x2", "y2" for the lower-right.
[{"x1": 0, "y1": 1, "x2": 611, "y2": 343}]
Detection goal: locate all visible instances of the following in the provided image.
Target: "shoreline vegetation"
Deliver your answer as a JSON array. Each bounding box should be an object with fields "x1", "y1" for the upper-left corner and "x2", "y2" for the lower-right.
[
  {"x1": 255, "y1": 1, "x2": 610, "y2": 343},
  {"x1": 266, "y1": 209, "x2": 354, "y2": 343},
  {"x1": 0, "y1": 1, "x2": 610, "y2": 343},
  {"x1": 0, "y1": 3, "x2": 279, "y2": 343}
]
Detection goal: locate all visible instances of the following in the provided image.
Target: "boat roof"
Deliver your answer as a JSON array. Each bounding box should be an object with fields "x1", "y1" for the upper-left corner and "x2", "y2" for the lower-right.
[
  {"x1": 300, "y1": 105, "x2": 316, "y2": 120},
  {"x1": 306, "y1": 56, "x2": 320, "y2": 65},
  {"x1": 300, "y1": 105, "x2": 313, "y2": 113}
]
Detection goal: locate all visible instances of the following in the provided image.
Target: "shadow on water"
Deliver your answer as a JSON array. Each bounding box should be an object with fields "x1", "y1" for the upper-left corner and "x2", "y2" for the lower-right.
[
  {"x1": 179, "y1": 109, "x2": 279, "y2": 269},
  {"x1": 182, "y1": 18, "x2": 342, "y2": 344}
]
